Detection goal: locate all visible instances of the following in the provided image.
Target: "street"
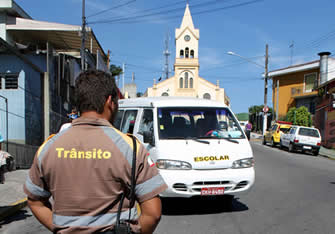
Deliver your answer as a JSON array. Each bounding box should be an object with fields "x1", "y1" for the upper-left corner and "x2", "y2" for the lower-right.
[{"x1": 1, "y1": 141, "x2": 335, "y2": 234}]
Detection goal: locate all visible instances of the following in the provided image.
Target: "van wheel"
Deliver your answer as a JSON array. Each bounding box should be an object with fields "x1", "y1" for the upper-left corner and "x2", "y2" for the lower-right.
[
  {"x1": 279, "y1": 140, "x2": 283, "y2": 149},
  {"x1": 271, "y1": 138, "x2": 275, "y2": 147},
  {"x1": 262, "y1": 137, "x2": 266, "y2": 145},
  {"x1": 6, "y1": 157, "x2": 16, "y2": 172},
  {"x1": 288, "y1": 143, "x2": 295, "y2": 153}
]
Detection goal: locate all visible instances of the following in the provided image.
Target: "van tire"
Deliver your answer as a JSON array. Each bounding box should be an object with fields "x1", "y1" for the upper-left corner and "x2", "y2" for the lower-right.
[
  {"x1": 6, "y1": 157, "x2": 16, "y2": 171},
  {"x1": 279, "y1": 140, "x2": 283, "y2": 149},
  {"x1": 262, "y1": 137, "x2": 266, "y2": 145}
]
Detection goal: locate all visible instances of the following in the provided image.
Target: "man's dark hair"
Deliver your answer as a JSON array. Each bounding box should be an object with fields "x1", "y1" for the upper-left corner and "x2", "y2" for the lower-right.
[{"x1": 75, "y1": 70, "x2": 119, "y2": 114}]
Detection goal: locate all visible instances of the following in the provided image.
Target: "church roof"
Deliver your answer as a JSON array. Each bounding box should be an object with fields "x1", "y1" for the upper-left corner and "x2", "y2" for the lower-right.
[
  {"x1": 180, "y1": 4, "x2": 195, "y2": 30},
  {"x1": 176, "y1": 4, "x2": 199, "y2": 40}
]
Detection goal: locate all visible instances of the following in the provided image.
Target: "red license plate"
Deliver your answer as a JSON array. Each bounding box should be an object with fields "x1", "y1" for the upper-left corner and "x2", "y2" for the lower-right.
[{"x1": 201, "y1": 187, "x2": 225, "y2": 195}]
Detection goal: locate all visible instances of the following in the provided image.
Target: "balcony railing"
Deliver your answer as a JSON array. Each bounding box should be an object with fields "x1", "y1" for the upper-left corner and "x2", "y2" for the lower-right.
[{"x1": 290, "y1": 85, "x2": 317, "y2": 97}]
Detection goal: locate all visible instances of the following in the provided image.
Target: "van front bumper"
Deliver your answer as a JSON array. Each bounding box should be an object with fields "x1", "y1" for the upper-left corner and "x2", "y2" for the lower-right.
[{"x1": 159, "y1": 167, "x2": 255, "y2": 198}]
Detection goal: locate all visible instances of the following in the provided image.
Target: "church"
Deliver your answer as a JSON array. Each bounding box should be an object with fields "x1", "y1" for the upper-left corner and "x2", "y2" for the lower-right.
[{"x1": 145, "y1": 4, "x2": 230, "y2": 106}]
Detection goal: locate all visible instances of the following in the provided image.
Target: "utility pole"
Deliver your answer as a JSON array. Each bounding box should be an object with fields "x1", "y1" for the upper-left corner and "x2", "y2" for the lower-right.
[
  {"x1": 0, "y1": 94, "x2": 8, "y2": 151},
  {"x1": 122, "y1": 63, "x2": 125, "y2": 94},
  {"x1": 81, "y1": 0, "x2": 86, "y2": 70},
  {"x1": 263, "y1": 44, "x2": 269, "y2": 136}
]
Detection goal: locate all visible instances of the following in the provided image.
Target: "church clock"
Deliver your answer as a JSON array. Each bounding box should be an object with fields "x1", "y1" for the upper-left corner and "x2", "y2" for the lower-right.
[{"x1": 184, "y1": 35, "x2": 191, "y2": 41}]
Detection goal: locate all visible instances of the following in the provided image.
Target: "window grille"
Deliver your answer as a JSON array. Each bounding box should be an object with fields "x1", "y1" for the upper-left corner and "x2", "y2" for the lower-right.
[{"x1": 5, "y1": 74, "x2": 19, "y2": 89}]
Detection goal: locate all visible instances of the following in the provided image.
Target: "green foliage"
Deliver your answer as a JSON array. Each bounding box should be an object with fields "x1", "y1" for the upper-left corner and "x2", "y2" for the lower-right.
[
  {"x1": 109, "y1": 64, "x2": 123, "y2": 77},
  {"x1": 286, "y1": 106, "x2": 311, "y2": 126},
  {"x1": 236, "y1": 113, "x2": 249, "y2": 121},
  {"x1": 136, "y1": 92, "x2": 143, "y2": 97}
]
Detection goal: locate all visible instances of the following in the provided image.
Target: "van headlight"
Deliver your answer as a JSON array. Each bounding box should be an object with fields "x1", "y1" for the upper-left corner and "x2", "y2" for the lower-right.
[
  {"x1": 232, "y1": 158, "x2": 254, "y2": 169},
  {"x1": 156, "y1": 159, "x2": 192, "y2": 170}
]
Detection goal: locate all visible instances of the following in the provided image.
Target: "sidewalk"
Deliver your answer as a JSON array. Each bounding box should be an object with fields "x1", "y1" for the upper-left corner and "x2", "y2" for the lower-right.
[
  {"x1": 250, "y1": 132, "x2": 263, "y2": 142},
  {"x1": 0, "y1": 169, "x2": 28, "y2": 221},
  {"x1": 319, "y1": 146, "x2": 335, "y2": 160}
]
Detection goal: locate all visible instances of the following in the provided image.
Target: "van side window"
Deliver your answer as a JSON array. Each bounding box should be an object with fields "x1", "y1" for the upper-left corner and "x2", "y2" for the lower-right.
[
  {"x1": 121, "y1": 110, "x2": 138, "y2": 134},
  {"x1": 271, "y1": 125, "x2": 277, "y2": 131},
  {"x1": 138, "y1": 109, "x2": 153, "y2": 134},
  {"x1": 114, "y1": 110, "x2": 124, "y2": 129}
]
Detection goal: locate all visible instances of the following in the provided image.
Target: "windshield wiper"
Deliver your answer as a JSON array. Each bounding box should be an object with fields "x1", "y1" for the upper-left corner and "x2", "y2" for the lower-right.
[
  {"x1": 166, "y1": 136, "x2": 210, "y2": 144},
  {"x1": 222, "y1": 137, "x2": 239, "y2": 144},
  {"x1": 186, "y1": 137, "x2": 210, "y2": 144}
]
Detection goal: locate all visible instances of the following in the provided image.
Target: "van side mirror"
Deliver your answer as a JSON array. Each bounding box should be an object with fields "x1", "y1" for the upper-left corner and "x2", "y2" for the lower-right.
[{"x1": 143, "y1": 131, "x2": 155, "y2": 146}]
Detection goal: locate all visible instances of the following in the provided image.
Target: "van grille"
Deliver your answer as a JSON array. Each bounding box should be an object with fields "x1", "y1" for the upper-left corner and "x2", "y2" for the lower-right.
[
  {"x1": 173, "y1": 183, "x2": 187, "y2": 191},
  {"x1": 234, "y1": 181, "x2": 248, "y2": 190}
]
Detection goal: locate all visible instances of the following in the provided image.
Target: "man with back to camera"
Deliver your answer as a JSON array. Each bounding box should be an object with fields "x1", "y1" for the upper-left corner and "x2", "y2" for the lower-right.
[{"x1": 24, "y1": 70, "x2": 167, "y2": 234}]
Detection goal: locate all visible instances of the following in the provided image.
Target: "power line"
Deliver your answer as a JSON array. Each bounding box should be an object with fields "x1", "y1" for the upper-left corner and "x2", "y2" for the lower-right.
[
  {"x1": 88, "y1": 0, "x2": 258, "y2": 25},
  {"x1": 86, "y1": 0, "x2": 136, "y2": 18}
]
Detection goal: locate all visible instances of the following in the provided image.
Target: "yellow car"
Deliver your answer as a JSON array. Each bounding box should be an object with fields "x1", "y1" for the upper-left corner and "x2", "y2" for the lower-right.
[{"x1": 263, "y1": 121, "x2": 292, "y2": 147}]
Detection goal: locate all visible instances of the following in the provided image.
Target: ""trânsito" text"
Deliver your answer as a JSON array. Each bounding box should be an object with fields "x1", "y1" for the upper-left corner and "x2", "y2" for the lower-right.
[{"x1": 56, "y1": 148, "x2": 111, "y2": 159}]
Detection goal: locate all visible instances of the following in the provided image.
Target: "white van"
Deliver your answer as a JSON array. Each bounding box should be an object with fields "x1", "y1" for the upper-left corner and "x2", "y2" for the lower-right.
[{"x1": 115, "y1": 97, "x2": 255, "y2": 198}]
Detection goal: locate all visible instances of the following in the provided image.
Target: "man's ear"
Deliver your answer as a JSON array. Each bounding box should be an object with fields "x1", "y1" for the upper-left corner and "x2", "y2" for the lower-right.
[{"x1": 107, "y1": 96, "x2": 116, "y2": 112}]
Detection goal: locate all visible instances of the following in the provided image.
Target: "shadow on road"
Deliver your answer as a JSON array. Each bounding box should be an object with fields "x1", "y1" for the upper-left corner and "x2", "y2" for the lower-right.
[
  {"x1": 162, "y1": 195, "x2": 248, "y2": 216},
  {"x1": 0, "y1": 209, "x2": 31, "y2": 226}
]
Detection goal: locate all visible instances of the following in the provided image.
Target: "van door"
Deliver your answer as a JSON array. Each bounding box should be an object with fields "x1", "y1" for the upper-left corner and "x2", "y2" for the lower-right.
[
  {"x1": 120, "y1": 110, "x2": 138, "y2": 134},
  {"x1": 136, "y1": 109, "x2": 154, "y2": 147}
]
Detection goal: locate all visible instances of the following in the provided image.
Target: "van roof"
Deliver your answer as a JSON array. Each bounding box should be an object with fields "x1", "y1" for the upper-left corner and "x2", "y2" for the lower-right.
[{"x1": 118, "y1": 97, "x2": 228, "y2": 108}]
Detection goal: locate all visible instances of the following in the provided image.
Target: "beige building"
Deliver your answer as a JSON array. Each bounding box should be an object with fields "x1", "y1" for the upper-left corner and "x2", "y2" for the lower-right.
[{"x1": 145, "y1": 4, "x2": 230, "y2": 106}]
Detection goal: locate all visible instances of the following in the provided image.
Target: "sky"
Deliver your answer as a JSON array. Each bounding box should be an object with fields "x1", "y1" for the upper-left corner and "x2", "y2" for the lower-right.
[{"x1": 15, "y1": 0, "x2": 335, "y2": 114}]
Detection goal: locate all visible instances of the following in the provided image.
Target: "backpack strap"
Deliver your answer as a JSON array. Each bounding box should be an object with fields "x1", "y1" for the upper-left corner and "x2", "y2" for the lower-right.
[{"x1": 115, "y1": 135, "x2": 137, "y2": 227}]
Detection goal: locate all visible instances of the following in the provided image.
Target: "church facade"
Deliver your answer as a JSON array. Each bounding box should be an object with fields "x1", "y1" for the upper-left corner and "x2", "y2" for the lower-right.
[{"x1": 145, "y1": 4, "x2": 230, "y2": 106}]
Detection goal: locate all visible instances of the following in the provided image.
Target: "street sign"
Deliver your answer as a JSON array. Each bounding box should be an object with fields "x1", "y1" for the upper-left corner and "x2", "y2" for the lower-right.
[{"x1": 263, "y1": 106, "x2": 269, "y2": 113}]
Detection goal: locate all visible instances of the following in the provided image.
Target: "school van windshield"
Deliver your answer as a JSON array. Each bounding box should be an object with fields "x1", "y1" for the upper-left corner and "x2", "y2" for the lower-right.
[{"x1": 157, "y1": 107, "x2": 245, "y2": 140}]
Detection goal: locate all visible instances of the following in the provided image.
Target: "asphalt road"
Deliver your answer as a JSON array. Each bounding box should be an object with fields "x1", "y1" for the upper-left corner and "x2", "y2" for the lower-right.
[{"x1": 1, "y1": 141, "x2": 335, "y2": 234}]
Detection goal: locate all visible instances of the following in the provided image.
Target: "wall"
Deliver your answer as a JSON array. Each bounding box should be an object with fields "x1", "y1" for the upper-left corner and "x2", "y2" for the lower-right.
[
  {"x1": 272, "y1": 68, "x2": 319, "y2": 118},
  {"x1": 0, "y1": 55, "x2": 26, "y2": 144}
]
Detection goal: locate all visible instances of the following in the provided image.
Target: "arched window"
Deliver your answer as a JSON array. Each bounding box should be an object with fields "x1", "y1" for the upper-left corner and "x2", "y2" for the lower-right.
[
  {"x1": 190, "y1": 78, "x2": 193, "y2": 88},
  {"x1": 180, "y1": 50, "x2": 184, "y2": 58},
  {"x1": 190, "y1": 50, "x2": 194, "y2": 58},
  {"x1": 203, "y1": 93, "x2": 211, "y2": 100},
  {"x1": 179, "y1": 77, "x2": 183, "y2": 88},
  {"x1": 185, "y1": 47, "x2": 189, "y2": 58},
  {"x1": 162, "y1": 92, "x2": 169, "y2": 96},
  {"x1": 185, "y1": 72, "x2": 189, "y2": 88}
]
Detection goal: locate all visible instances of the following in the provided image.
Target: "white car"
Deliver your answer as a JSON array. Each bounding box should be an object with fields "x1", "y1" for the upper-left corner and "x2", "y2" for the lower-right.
[{"x1": 280, "y1": 125, "x2": 321, "y2": 156}]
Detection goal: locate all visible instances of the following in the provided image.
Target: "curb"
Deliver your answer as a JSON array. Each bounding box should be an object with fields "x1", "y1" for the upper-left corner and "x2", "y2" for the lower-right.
[
  {"x1": 319, "y1": 154, "x2": 335, "y2": 160},
  {"x1": 0, "y1": 197, "x2": 27, "y2": 221}
]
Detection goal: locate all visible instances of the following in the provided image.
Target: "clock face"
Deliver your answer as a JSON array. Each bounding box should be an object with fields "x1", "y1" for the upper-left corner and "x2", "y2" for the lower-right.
[{"x1": 184, "y1": 35, "x2": 191, "y2": 41}]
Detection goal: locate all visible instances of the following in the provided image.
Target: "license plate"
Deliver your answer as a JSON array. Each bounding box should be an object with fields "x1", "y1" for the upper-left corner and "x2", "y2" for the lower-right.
[
  {"x1": 303, "y1": 146, "x2": 312, "y2": 149},
  {"x1": 201, "y1": 187, "x2": 225, "y2": 195}
]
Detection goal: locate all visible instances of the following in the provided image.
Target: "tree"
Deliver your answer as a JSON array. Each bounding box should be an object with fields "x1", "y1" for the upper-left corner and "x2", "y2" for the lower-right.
[
  {"x1": 286, "y1": 106, "x2": 311, "y2": 126},
  {"x1": 109, "y1": 64, "x2": 123, "y2": 77},
  {"x1": 236, "y1": 113, "x2": 249, "y2": 121},
  {"x1": 248, "y1": 105, "x2": 273, "y2": 115},
  {"x1": 136, "y1": 92, "x2": 143, "y2": 97}
]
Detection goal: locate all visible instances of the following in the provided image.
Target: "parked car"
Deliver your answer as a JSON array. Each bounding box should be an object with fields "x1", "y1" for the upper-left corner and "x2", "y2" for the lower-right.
[
  {"x1": 263, "y1": 121, "x2": 292, "y2": 147},
  {"x1": 280, "y1": 126, "x2": 321, "y2": 156}
]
